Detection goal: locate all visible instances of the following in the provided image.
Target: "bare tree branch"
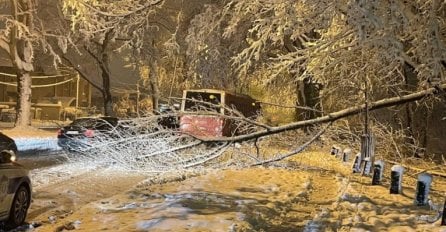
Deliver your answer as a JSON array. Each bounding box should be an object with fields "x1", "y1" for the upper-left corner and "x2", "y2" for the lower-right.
[{"x1": 257, "y1": 100, "x2": 323, "y2": 113}]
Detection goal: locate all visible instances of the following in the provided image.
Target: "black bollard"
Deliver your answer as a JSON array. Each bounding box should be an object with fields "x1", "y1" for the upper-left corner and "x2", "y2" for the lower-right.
[
  {"x1": 352, "y1": 153, "x2": 361, "y2": 173},
  {"x1": 330, "y1": 146, "x2": 340, "y2": 156},
  {"x1": 371, "y1": 160, "x2": 384, "y2": 185},
  {"x1": 441, "y1": 198, "x2": 446, "y2": 226},
  {"x1": 390, "y1": 165, "x2": 404, "y2": 194},
  {"x1": 342, "y1": 148, "x2": 351, "y2": 162},
  {"x1": 414, "y1": 173, "x2": 432, "y2": 206},
  {"x1": 361, "y1": 157, "x2": 373, "y2": 176}
]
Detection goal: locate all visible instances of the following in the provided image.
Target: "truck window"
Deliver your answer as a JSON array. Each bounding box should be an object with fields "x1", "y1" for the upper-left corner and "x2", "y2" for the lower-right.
[{"x1": 184, "y1": 92, "x2": 222, "y2": 113}]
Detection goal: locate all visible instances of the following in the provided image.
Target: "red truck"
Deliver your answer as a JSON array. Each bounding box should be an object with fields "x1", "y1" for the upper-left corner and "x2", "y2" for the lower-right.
[{"x1": 180, "y1": 89, "x2": 260, "y2": 137}]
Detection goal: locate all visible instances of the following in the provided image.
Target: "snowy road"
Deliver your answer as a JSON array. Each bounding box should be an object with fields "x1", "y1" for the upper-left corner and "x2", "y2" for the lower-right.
[
  {"x1": 2, "y1": 127, "x2": 445, "y2": 232},
  {"x1": 4, "y1": 148, "x2": 446, "y2": 231},
  {"x1": 20, "y1": 157, "x2": 147, "y2": 232},
  {"x1": 18, "y1": 150, "x2": 69, "y2": 170}
]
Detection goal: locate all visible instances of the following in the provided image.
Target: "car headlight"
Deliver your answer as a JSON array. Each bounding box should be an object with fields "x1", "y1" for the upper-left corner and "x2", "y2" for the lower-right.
[
  {"x1": 0, "y1": 150, "x2": 16, "y2": 163},
  {"x1": 10, "y1": 152, "x2": 17, "y2": 162}
]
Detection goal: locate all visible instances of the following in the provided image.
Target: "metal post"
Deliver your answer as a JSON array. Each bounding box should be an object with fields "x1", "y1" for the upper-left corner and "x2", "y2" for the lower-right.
[
  {"x1": 441, "y1": 197, "x2": 446, "y2": 226},
  {"x1": 136, "y1": 83, "x2": 140, "y2": 117},
  {"x1": 364, "y1": 75, "x2": 369, "y2": 136},
  {"x1": 75, "y1": 73, "x2": 80, "y2": 119},
  {"x1": 361, "y1": 75, "x2": 375, "y2": 175}
]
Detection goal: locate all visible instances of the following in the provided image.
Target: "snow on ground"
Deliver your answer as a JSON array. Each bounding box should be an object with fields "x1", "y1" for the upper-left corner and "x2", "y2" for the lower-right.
[
  {"x1": 24, "y1": 151, "x2": 446, "y2": 232},
  {"x1": 1, "y1": 128, "x2": 445, "y2": 232}
]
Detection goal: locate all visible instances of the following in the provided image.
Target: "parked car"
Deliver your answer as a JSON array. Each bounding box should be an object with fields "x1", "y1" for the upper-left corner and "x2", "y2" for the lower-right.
[
  {"x1": 0, "y1": 150, "x2": 32, "y2": 229},
  {"x1": 57, "y1": 116, "x2": 119, "y2": 150},
  {"x1": 0, "y1": 132, "x2": 18, "y2": 158},
  {"x1": 156, "y1": 104, "x2": 180, "y2": 129}
]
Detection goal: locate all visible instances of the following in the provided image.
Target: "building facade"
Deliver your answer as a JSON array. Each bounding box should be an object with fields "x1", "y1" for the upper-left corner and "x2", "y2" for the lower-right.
[{"x1": 0, "y1": 67, "x2": 92, "y2": 121}]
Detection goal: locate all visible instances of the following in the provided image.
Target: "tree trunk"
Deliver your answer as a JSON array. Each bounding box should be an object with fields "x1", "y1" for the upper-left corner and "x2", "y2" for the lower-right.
[
  {"x1": 9, "y1": 0, "x2": 34, "y2": 128},
  {"x1": 421, "y1": 109, "x2": 431, "y2": 155},
  {"x1": 101, "y1": 68, "x2": 114, "y2": 116},
  {"x1": 15, "y1": 71, "x2": 32, "y2": 127},
  {"x1": 149, "y1": 60, "x2": 160, "y2": 112},
  {"x1": 295, "y1": 77, "x2": 322, "y2": 133},
  {"x1": 403, "y1": 62, "x2": 419, "y2": 155},
  {"x1": 99, "y1": 31, "x2": 115, "y2": 117},
  {"x1": 295, "y1": 78, "x2": 321, "y2": 121}
]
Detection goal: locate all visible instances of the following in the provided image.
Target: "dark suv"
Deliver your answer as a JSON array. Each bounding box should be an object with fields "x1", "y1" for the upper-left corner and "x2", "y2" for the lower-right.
[
  {"x1": 156, "y1": 104, "x2": 179, "y2": 129},
  {"x1": 57, "y1": 117, "x2": 119, "y2": 151}
]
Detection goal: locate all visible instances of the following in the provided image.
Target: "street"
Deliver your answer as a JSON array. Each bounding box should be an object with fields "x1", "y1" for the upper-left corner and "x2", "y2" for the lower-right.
[{"x1": 17, "y1": 150, "x2": 69, "y2": 170}]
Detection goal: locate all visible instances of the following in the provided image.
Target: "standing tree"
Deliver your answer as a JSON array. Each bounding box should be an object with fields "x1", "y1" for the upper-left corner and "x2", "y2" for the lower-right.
[
  {"x1": 62, "y1": 29, "x2": 117, "y2": 116},
  {"x1": 185, "y1": 4, "x2": 236, "y2": 89},
  {"x1": 196, "y1": 0, "x2": 446, "y2": 153},
  {"x1": 0, "y1": 0, "x2": 67, "y2": 128},
  {"x1": 62, "y1": 0, "x2": 165, "y2": 115},
  {"x1": 163, "y1": 0, "x2": 446, "y2": 159}
]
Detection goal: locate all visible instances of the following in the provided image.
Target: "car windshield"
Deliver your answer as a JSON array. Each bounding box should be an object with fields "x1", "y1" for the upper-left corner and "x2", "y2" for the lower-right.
[{"x1": 71, "y1": 118, "x2": 118, "y2": 130}]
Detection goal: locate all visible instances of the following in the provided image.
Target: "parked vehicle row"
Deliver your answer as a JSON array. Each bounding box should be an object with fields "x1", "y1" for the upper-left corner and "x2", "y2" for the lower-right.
[
  {"x1": 0, "y1": 89, "x2": 261, "y2": 230},
  {"x1": 57, "y1": 89, "x2": 261, "y2": 150},
  {"x1": 57, "y1": 113, "x2": 180, "y2": 151},
  {"x1": 57, "y1": 116, "x2": 120, "y2": 150}
]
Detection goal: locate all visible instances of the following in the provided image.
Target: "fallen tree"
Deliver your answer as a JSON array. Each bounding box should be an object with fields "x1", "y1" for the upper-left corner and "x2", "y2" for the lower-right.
[
  {"x1": 62, "y1": 83, "x2": 446, "y2": 172},
  {"x1": 200, "y1": 83, "x2": 446, "y2": 143}
]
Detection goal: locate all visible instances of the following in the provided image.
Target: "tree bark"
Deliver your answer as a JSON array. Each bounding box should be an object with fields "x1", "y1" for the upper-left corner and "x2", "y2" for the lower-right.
[
  {"x1": 9, "y1": 0, "x2": 34, "y2": 128},
  {"x1": 15, "y1": 71, "x2": 32, "y2": 127},
  {"x1": 402, "y1": 62, "x2": 417, "y2": 143},
  {"x1": 295, "y1": 77, "x2": 321, "y2": 121},
  {"x1": 100, "y1": 61, "x2": 114, "y2": 116},
  {"x1": 149, "y1": 59, "x2": 160, "y2": 112},
  {"x1": 100, "y1": 31, "x2": 115, "y2": 117}
]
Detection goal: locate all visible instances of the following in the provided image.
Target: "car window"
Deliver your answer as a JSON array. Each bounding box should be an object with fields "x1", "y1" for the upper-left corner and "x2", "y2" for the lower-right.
[{"x1": 184, "y1": 92, "x2": 221, "y2": 113}]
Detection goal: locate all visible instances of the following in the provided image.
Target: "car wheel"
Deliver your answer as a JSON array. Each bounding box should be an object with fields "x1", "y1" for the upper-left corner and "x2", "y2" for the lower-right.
[{"x1": 6, "y1": 185, "x2": 30, "y2": 228}]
